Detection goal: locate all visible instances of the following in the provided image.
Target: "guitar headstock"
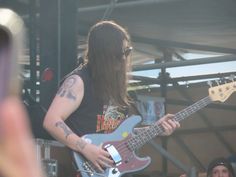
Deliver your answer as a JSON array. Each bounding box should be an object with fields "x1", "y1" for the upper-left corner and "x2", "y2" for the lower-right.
[{"x1": 208, "y1": 75, "x2": 236, "y2": 102}]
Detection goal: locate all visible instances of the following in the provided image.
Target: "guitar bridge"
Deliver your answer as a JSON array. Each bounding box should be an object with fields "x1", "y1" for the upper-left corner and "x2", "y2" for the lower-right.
[{"x1": 104, "y1": 144, "x2": 122, "y2": 164}]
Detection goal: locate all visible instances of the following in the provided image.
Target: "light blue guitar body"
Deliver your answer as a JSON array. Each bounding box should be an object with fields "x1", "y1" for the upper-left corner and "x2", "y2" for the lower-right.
[{"x1": 72, "y1": 115, "x2": 151, "y2": 177}]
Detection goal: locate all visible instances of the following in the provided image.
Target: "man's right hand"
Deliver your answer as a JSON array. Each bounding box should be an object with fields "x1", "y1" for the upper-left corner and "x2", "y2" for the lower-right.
[{"x1": 80, "y1": 143, "x2": 114, "y2": 172}]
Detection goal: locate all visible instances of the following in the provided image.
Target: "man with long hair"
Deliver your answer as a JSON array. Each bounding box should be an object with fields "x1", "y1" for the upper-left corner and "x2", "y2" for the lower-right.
[{"x1": 43, "y1": 21, "x2": 180, "y2": 172}]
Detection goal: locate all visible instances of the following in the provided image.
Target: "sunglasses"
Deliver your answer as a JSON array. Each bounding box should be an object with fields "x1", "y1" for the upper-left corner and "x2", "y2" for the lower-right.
[{"x1": 123, "y1": 46, "x2": 133, "y2": 57}]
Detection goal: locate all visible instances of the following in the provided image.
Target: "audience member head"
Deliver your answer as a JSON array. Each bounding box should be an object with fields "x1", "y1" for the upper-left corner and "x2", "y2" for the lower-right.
[{"x1": 207, "y1": 157, "x2": 235, "y2": 177}]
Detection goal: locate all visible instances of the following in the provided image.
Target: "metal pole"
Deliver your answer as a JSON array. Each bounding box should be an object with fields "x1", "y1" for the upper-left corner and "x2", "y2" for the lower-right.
[
  {"x1": 130, "y1": 71, "x2": 236, "y2": 88},
  {"x1": 149, "y1": 140, "x2": 189, "y2": 173},
  {"x1": 133, "y1": 55, "x2": 236, "y2": 71},
  {"x1": 160, "y1": 51, "x2": 169, "y2": 175},
  {"x1": 57, "y1": 0, "x2": 61, "y2": 87},
  {"x1": 133, "y1": 36, "x2": 236, "y2": 54},
  {"x1": 102, "y1": 0, "x2": 118, "y2": 20},
  {"x1": 78, "y1": 0, "x2": 177, "y2": 13},
  {"x1": 189, "y1": 167, "x2": 197, "y2": 177},
  {"x1": 29, "y1": 0, "x2": 37, "y2": 99}
]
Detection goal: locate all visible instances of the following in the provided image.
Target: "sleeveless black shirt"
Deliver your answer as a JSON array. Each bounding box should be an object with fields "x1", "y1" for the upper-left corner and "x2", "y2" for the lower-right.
[{"x1": 65, "y1": 66, "x2": 129, "y2": 136}]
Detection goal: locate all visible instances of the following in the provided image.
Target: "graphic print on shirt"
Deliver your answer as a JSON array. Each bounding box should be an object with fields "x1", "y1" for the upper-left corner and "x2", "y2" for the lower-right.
[{"x1": 96, "y1": 105, "x2": 127, "y2": 133}]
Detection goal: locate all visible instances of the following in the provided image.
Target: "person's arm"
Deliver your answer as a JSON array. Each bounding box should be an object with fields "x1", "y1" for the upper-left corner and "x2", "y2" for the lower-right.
[
  {"x1": 43, "y1": 75, "x2": 84, "y2": 150},
  {"x1": 0, "y1": 97, "x2": 45, "y2": 177},
  {"x1": 43, "y1": 75, "x2": 113, "y2": 172}
]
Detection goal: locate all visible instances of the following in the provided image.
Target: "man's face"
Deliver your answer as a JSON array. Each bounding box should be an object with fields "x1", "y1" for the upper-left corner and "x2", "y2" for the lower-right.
[{"x1": 211, "y1": 165, "x2": 231, "y2": 177}]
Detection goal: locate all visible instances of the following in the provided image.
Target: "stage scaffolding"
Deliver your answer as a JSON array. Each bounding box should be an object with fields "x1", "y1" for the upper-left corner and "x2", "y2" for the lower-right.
[{"x1": 1, "y1": 0, "x2": 236, "y2": 177}]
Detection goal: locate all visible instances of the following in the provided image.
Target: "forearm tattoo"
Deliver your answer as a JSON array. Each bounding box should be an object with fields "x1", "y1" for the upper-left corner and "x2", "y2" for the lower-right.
[
  {"x1": 75, "y1": 139, "x2": 87, "y2": 151},
  {"x1": 55, "y1": 121, "x2": 73, "y2": 139},
  {"x1": 57, "y1": 76, "x2": 77, "y2": 101}
]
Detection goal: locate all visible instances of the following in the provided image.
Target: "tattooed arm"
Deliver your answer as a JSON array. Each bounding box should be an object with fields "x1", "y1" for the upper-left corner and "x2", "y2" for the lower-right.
[
  {"x1": 43, "y1": 75, "x2": 113, "y2": 171},
  {"x1": 43, "y1": 75, "x2": 87, "y2": 152}
]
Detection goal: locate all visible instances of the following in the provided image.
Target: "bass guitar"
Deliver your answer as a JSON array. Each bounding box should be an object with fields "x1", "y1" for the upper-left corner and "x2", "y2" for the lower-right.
[{"x1": 73, "y1": 78, "x2": 236, "y2": 177}]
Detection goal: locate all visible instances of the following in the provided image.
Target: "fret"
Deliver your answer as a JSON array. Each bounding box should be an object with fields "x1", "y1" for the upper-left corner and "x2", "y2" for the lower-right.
[
  {"x1": 127, "y1": 96, "x2": 213, "y2": 151},
  {"x1": 151, "y1": 125, "x2": 159, "y2": 137},
  {"x1": 175, "y1": 96, "x2": 212, "y2": 122},
  {"x1": 145, "y1": 128, "x2": 153, "y2": 139},
  {"x1": 137, "y1": 134, "x2": 145, "y2": 146}
]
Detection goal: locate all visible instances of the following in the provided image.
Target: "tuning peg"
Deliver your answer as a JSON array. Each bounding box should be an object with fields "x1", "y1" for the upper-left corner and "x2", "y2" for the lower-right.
[
  {"x1": 229, "y1": 74, "x2": 235, "y2": 82},
  {"x1": 220, "y1": 77, "x2": 225, "y2": 84},
  {"x1": 219, "y1": 77, "x2": 227, "y2": 84},
  {"x1": 207, "y1": 80, "x2": 213, "y2": 87},
  {"x1": 185, "y1": 81, "x2": 189, "y2": 88},
  {"x1": 215, "y1": 80, "x2": 220, "y2": 86},
  {"x1": 223, "y1": 78, "x2": 227, "y2": 84}
]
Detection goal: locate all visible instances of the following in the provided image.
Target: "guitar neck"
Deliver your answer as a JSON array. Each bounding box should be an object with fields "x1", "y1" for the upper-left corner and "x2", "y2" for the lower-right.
[{"x1": 127, "y1": 96, "x2": 213, "y2": 151}]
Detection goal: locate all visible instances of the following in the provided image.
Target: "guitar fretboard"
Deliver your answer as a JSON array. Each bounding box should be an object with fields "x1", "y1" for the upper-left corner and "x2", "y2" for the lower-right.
[{"x1": 127, "y1": 96, "x2": 212, "y2": 151}]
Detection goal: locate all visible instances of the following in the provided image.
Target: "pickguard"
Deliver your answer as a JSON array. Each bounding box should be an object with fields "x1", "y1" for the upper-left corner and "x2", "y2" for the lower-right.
[{"x1": 73, "y1": 115, "x2": 151, "y2": 177}]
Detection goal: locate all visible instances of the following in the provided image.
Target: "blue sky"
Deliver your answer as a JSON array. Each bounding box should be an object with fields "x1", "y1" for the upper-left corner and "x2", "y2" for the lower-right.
[{"x1": 132, "y1": 54, "x2": 236, "y2": 81}]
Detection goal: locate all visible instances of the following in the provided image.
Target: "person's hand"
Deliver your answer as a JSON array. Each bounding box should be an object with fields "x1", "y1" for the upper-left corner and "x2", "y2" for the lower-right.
[
  {"x1": 0, "y1": 97, "x2": 45, "y2": 177},
  {"x1": 157, "y1": 114, "x2": 180, "y2": 136},
  {"x1": 80, "y1": 143, "x2": 114, "y2": 172}
]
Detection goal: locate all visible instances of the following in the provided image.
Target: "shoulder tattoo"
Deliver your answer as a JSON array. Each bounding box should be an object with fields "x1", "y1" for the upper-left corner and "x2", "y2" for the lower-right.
[{"x1": 57, "y1": 76, "x2": 77, "y2": 101}]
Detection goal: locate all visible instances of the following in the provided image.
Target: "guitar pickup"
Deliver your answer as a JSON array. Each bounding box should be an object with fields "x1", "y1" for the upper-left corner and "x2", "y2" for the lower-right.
[{"x1": 105, "y1": 144, "x2": 122, "y2": 164}]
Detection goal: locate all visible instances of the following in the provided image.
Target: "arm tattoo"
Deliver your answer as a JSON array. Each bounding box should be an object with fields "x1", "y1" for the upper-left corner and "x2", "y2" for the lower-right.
[
  {"x1": 57, "y1": 76, "x2": 77, "y2": 101},
  {"x1": 75, "y1": 139, "x2": 87, "y2": 151},
  {"x1": 55, "y1": 121, "x2": 73, "y2": 139}
]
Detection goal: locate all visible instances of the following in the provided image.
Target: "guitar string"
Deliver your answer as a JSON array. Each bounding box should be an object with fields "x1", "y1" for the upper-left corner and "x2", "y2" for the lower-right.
[
  {"x1": 80, "y1": 89, "x2": 231, "y2": 173},
  {"x1": 112, "y1": 96, "x2": 211, "y2": 153},
  {"x1": 79, "y1": 96, "x2": 212, "y2": 172},
  {"x1": 114, "y1": 96, "x2": 210, "y2": 150},
  {"x1": 116, "y1": 82, "x2": 236, "y2": 153},
  {"x1": 81, "y1": 157, "x2": 108, "y2": 176}
]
